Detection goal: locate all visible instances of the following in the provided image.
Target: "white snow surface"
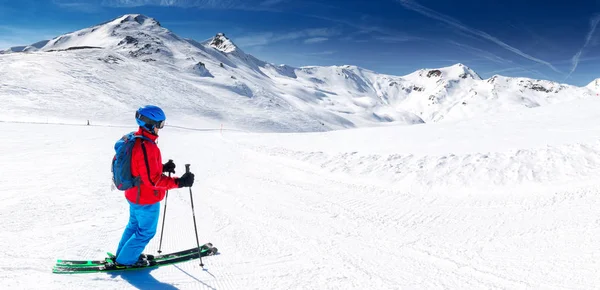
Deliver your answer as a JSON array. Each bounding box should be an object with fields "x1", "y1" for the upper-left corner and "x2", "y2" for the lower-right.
[
  {"x1": 2, "y1": 97, "x2": 600, "y2": 289},
  {"x1": 1, "y1": 14, "x2": 600, "y2": 289}
]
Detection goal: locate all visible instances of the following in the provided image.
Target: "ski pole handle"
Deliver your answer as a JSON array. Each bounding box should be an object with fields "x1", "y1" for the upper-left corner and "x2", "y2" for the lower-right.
[{"x1": 185, "y1": 164, "x2": 190, "y2": 174}]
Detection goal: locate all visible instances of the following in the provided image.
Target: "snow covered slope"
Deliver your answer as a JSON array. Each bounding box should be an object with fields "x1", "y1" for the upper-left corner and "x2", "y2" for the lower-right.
[
  {"x1": 230, "y1": 97, "x2": 600, "y2": 193},
  {"x1": 2, "y1": 96, "x2": 600, "y2": 288},
  {"x1": 588, "y1": 78, "x2": 600, "y2": 93},
  {"x1": 1, "y1": 14, "x2": 597, "y2": 132}
]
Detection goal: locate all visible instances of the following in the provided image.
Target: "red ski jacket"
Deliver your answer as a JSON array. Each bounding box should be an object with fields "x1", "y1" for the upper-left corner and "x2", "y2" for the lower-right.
[{"x1": 124, "y1": 127, "x2": 179, "y2": 205}]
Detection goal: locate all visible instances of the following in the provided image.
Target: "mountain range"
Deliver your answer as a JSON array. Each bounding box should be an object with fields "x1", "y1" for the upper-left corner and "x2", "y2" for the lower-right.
[{"x1": 2, "y1": 14, "x2": 599, "y2": 132}]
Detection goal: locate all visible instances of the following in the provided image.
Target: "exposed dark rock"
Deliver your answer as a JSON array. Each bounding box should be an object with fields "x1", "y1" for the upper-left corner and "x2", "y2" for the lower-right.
[
  {"x1": 118, "y1": 36, "x2": 138, "y2": 46},
  {"x1": 210, "y1": 33, "x2": 225, "y2": 47},
  {"x1": 65, "y1": 46, "x2": 102, "y2": 51},
  {"x1": 97, "y1": 55, "x2": 122, "y2": 64},
  {"x1": 427, "y1": 70, "x2": 442, "y2": 78},
  {"x1": 128, "y1": 43, "x2": 153, "y2": 57},
  {"x1": 48, "y1": 46, "x2": 102, "y2": 52},
  {"x1": 529, "y1": 84, "x2": 551, "y2": 93}
]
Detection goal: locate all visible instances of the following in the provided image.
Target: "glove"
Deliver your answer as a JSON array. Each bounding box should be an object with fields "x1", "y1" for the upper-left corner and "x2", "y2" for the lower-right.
[
  {"x1": 162, "y1": 160, "x2": 176, "y2": 174},
  {"x1": 177, "y1": 172, "x2": 195, "y2": 188}
]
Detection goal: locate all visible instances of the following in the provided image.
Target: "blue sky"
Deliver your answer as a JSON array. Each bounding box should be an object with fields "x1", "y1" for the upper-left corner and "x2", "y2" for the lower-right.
[{"x1": 1, "y1": 0, "x2": 599, "y2": 86}]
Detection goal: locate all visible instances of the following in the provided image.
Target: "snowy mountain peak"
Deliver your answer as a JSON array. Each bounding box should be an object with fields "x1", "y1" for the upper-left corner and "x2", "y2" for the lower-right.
[
  {"x1": 408, "y1": 63, "x2": 482, "y2": 81},
  {"x1": 587, "y1": 79, "x2": 600, "y2": 92},
  {"x1": 209, "y1": 33, "x2": 238, "y2": 53},
  {"x1": 38, "y1": 13, "x2": 176, "y2": 59},
  {"x1": 115, "y1": 14, "x2": 161, "y2": 27},
  {"x1": 451, "y1": 63, "x2": 482, "y2": 80}
]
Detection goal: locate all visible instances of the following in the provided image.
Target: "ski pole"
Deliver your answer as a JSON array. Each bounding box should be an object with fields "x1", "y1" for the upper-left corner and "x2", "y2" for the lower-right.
[
  {"x1": 186, "y1": 164, "x2": 204, "y2": 267},
  {"x1": 157, "y1": 160, "x2": 173, "y2": 254}
]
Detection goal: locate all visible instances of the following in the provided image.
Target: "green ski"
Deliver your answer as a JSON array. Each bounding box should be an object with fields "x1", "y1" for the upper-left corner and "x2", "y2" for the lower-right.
[{"x1": 53, "y1": 243, "x2": 217, "y2": 273}]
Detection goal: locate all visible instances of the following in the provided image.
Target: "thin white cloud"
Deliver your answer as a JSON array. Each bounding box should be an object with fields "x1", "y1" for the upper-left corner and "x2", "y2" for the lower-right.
[
  {"x1": 304, "y1": 28, "x2": 338, "y2": 37},
  {"x1": 52, "y1": 0, "x2": 103, "y2": 12},
  {"x1": 306, "y1": 13, "x2": 417, "y2": 41},
  {"x1": 567, "y1": 14, "x2": 600, "y2": 79},
  {"x1": 448, "y1": 40, "x2": 552, "y2": 80},
  {"x1": 483, "y1": 67, "x2": 531, "y2": 75},
  {"x1": 374, "y1": 35, "x2": 421, "y2": 43},
  {"x1": 0, "y1": 26, "x2": 63, "y2": 49},
  {"x1": 306, "y1": 50, "x2": 336, "y2": 56},
  {"x1": 304, "y1": 37, "x2": 328, "y2": 44},
  {"x1": 397, "y1": 0, "x2": 561, "y2": 74},
  {"x1": 339, "y1": 35, "x2": 370, "y2": 43},
  {"x1": 483, "y1": 66, "x2": 550, "y2": 80},
  {"x1": 236, "y1": 33, "x2": 274, "y2": 47},
  {"x1": 236, "y1": 28, "x2": 340, "y2": 47},
  {"x1": 448, "y1": 40, "x2": 512, "y2": 66}
]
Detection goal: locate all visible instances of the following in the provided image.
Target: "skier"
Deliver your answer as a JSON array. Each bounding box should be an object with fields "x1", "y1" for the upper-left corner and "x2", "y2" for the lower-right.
[{"x1": 114, "y1": 105, "x2": 195, "y2": 267}]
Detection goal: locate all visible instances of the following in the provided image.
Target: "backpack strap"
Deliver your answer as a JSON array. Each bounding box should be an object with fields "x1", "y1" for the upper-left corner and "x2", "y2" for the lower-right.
[
  {"x1": 132, "y1": 135, "x2": 156, "y2": 204},
  {"x1": 132, "y1": 134, "x2": 154, "y2": 144},
  {"x1": 139, "y1": 140, "x2": 155, "y2": 187}
]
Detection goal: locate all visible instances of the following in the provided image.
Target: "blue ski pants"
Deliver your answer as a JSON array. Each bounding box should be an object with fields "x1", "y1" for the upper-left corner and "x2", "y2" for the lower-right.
[{"x1": 115, "y1": 201, "x2": 160, "y2": 265}]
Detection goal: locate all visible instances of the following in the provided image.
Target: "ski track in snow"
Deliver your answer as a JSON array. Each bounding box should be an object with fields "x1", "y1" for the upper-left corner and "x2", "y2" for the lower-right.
[{"x1": 1, "y1": 120, "x2": 599, "y2": 289}]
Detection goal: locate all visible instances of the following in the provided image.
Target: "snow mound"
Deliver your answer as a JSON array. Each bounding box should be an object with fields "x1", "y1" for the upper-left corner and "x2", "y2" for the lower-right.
[
  {"x1": 229, "y1": 97, "x2": 600, "y2": 192},
  {"x1": 190, "y1": 61, "x2": 213, "y2": 77}
]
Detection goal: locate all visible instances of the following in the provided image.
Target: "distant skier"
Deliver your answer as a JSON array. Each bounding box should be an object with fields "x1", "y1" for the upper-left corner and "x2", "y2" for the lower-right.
[{"x1": 114, "y1": 105, "x2": 195, "y2": 267}]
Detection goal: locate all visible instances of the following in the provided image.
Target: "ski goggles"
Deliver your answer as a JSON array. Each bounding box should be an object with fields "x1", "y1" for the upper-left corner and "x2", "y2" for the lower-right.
[{"x1": 136, "y1": 112, "x2": 165, "y2": 129}]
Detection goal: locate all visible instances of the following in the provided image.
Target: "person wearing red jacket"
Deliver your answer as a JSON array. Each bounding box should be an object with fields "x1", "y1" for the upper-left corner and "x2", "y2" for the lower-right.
[{"x1": 115, "y1": 105, "x2": 195, "y2": 267}]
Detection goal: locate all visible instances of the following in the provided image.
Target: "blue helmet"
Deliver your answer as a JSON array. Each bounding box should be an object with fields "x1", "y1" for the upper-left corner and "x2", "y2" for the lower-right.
[{"x1": 135, "y1": 105, "x2": 166, "y2": 131}]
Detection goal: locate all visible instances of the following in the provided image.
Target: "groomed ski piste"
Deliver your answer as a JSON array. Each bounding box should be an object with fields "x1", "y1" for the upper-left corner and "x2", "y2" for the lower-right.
[{"x1": 2, "y1": 97, "x2": 600, "y2": 289}]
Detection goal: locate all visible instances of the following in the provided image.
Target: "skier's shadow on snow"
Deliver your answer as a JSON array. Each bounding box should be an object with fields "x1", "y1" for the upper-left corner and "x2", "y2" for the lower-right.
[
  {"x1": 110, "y1": 269, "x2": 179, "y2": 290},
  {"x1": 110, "y1": 267, "x2": 216, "y2": 290},
  {"x1": 173, "y1": 264, "x2": 216, "y2": 289}
]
